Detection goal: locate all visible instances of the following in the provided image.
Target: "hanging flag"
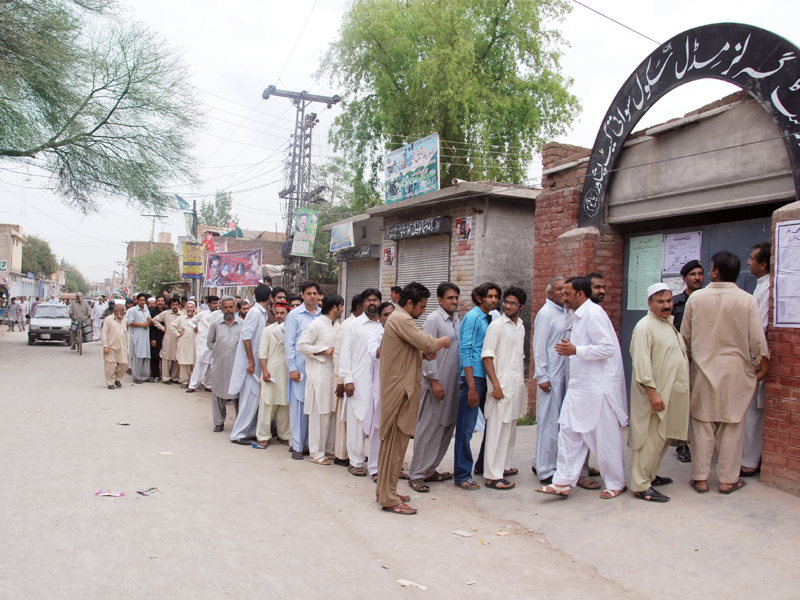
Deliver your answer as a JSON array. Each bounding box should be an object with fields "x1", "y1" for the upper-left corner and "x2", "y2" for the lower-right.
[
  {"x1": 227, "y1": 217, "x2": 236, "y2": 231},
  {"x1": 176, "y1": 194, "x2": 191, "y2": 212}
]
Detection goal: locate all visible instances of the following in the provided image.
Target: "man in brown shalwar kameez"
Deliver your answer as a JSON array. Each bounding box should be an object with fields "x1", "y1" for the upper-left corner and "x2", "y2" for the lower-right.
[
  {"x1": 681, "y1": 250, "x2": 769, "y2": 494},
  {"x1": 377, "y1": 282, "x2": 452, "y2": 515}
]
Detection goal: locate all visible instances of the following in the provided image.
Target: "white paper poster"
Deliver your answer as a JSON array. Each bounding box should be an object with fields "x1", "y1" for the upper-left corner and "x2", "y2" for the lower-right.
[
  {"x1": 775, "y1": 219, "x2": 800, "y2": 328},
  {"x1": 662, "y1": 232, "x2": 702, "y2": 274}
]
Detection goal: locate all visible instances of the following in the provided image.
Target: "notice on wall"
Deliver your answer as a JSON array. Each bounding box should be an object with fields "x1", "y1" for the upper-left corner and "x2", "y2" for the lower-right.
[
  {"x1": 775, "y1": 219, "x2": 800, "y2": 328},
  {"x1": 662, "y1": 231, "x2": 702, "y2": 274},
  {"x1": 628, "y1": 234, "x2": 664, "y2": 311}
]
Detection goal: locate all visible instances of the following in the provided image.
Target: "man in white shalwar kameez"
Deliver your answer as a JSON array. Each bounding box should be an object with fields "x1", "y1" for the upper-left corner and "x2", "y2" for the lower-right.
[
  {"x1": 742, "y1": 242, "x2": 771, "y2": 476},
  {"x1": 339, "y1": 291, "x2": 381, "y2": 476},
  {"x1": 481, "y1": 287, "x2": 527, "y2": 490},
  {"x1": 365, "y1": 302, "x2": 394, "y2": 478},
  {"x1": 532, "y1": 277, "x2": 568, "y2": 484},
  {"x1": 187, "y1": 295, "x2": 218, "y2": 392},
  {"x1": 92, "y1": 295, "x2": 108, "y2": 340},
  {"x1": 297, "y1": 295, "x2": 342, "y2": 464},
  {"x1": 228, "y1": 286, "x2": 270, "y2": 444},
  {"x1": 536, "y1": 277, "x2": 628, "y2": 499},
  {"x1": 333, "y1": 294, "x2": 364, "y2": 466}
]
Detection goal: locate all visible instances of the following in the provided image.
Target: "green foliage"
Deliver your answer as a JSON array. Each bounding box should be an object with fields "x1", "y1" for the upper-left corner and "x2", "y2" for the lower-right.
[
  {"x1": 517, "y1": 412, "x2": 536, "y2": 427},
  {"x1": 0, "y1": 0, "x2": 202, "y2": 214},
  {"x1": 199, "y1": 190, "x2": 238, "y2": 229},
  {"x1": 60, "y1": 258, "x2": 88, "y2": 294},
  {"x1": 131, "y1": 246, "x2": 181, "y2": 294},
  {"x1": 21, "y1": 235, "x2": 58, "y2": 278},
  {"x1": 321, "y1": 0, "x2": 580, "y2": 192}
]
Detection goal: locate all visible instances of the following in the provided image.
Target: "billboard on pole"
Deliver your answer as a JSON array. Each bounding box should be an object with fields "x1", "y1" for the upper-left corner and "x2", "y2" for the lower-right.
[
  {"x1": 181, "y1": 241, "x2": 203, "y2": 280},
  {"x1": 385, "y1": 133, "x2": 440, "y2": 204},
  {"x1": 203, "y1": 249, "x2": 262, "y2": 288},
  {"x1": 290, "y1": 208, "x2": 319, "y2": 257}
]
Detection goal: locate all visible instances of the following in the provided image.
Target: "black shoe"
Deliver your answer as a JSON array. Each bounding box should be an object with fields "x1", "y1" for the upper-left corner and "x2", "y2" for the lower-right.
[
  {"x1": 291, "y1": 450, "x2": 303, "y2": 460},
  {"x1": 107, "y1": 385, "x2": 115, "y2": 390},
  {"x1": 333, "y1": 457, "x2": 350, "y2": 467},
  {"x1": 540, "y1": 475, "x2": 553, "y2": 485},
  {"x1": 302, "y1": 448, "x2": 310, "y2": 456},
  {"x1": 114, "y1": 381, "x2": 122, "y2": 388},
  {"x1": 676, "y1": 445, "x2": 692, "y2": 463},
  {"x1": 213, "y1": 425, "x2": 224, "y2": 432},
  {"x1": 163, "y1": 380, "x2": 172, "y2": 385},
  {"x1": 531, "y1": 465, "x2": 538, "y2": 475}
]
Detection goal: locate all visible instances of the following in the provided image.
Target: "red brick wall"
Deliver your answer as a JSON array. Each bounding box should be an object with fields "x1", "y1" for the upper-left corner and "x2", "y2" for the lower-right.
[
  {"x1": 762, "y1": 203, "x2": 800, "y2": 496},
  {"x1": 527, "y1": 143, "x2": 624, "y2": 411}
]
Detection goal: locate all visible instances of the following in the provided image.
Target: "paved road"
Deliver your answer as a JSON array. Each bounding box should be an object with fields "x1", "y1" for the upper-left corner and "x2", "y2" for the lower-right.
[{"x1": 0, "y1": 330, "x2": 640, "y2": 600}]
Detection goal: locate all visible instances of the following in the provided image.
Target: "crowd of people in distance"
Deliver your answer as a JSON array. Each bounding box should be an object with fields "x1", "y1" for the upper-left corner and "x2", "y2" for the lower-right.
[{"x1": 91, "y1": 242, "x2": 772, "y2": 515}]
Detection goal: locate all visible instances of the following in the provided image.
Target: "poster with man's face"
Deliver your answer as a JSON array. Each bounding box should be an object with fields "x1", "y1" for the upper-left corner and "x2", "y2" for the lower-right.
[
  {"x1": 291, "y1": 208, "x2": 319, "y2": 258},
  {"x1": 203, "y1": 249, "x2": 262, "y2": 288}
]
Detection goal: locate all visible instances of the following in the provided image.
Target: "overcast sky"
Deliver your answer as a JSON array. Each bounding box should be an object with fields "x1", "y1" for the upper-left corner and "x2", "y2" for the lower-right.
[{"x1": 1, "y1": 0, "x2": 798, "y2": 281}]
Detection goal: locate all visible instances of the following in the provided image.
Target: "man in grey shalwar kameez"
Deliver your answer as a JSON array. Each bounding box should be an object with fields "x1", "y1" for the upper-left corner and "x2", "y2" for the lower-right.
[
  {"x1": 228, "y1": 285, "x2": 270, "y2": 443},
  {"x1": 126, "y1": 293, "x2": 152, "y2": 383},
  {"x1": 532, "y1": 277, "x2": 568, "y2": 484},
  {"x1": 408, "y1": 283, "x2": 461, "y2": 492},
  {"x1": 207, "y1": 296, "x2": 243, "y2": 432}
]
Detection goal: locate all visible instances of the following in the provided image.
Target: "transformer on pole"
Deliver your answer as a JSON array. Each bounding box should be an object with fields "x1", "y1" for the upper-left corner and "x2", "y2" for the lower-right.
[{"x1": 262, "y1": 85, "x2": 340, "y2": 291}]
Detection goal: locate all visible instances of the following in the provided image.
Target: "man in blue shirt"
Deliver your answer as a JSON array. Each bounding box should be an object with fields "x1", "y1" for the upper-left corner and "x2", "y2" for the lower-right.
[
  {"x1": 284, "y1": 281, "x2": 322, "y2": 459},
  {"x1": 454, "y1": 282, "x2": 501, "y2": 489}
]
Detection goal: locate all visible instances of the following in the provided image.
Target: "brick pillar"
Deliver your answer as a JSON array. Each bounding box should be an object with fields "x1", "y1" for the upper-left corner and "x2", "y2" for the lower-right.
[
  {"x1": 527, "y1": 143, "x2": 624, "y2": 412},
  {"x1": 762, "y1": 201, "x2": 800, "y2": 496}
]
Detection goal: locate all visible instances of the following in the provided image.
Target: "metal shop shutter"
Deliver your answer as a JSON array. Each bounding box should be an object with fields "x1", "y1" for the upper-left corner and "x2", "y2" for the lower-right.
[
  {"x1": 397, "y1": 235, "x2": 450, "y2": 322},
  {"x1": 345, "y1": 259, "x2": 379, "y2": 317}
]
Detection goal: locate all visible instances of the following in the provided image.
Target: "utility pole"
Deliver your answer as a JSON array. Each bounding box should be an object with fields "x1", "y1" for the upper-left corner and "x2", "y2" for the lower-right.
[
  {"x1": 142, "y1": 214, "x2": 166, "y2": 251},
  {"x1": 262, "y1": 85, "x2": 340, "y2": 290}
]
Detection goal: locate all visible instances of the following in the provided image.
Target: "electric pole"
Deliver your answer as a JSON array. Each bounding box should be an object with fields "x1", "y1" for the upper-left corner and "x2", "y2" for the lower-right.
[{"x1": 262, "y1": 85, "x2": 340, "y2": 290}]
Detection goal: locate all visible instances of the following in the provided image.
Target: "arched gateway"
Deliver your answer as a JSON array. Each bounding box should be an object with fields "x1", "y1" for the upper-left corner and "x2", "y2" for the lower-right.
[{"x1": 580, "y1": 23, "x2": 800, "y2": 228}]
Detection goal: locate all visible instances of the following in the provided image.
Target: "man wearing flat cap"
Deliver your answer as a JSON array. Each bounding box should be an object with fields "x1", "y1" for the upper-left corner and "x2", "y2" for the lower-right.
[
  {"x1": 628, "y1": 283, "x2": 690, "y2": 502},
  {"x1": 670, "y1": 259, "x2": 704, "y2": 463}
]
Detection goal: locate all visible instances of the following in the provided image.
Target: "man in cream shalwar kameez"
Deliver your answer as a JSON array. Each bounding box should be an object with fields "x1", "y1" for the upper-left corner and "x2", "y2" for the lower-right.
[
  {"x1": 255, "y1": 302, "x2": 290, "y2": 446},
  {"x1": 102, "y1": 303, "x2": 129, "y2": 388},
  {"x1": 481, "y1": 288, "x2": 527, "y2": 490},
  {"x1": 532, "y1": 277, "x2": 568, "y2": 484},
  {"x1": 681, "y1": 251, "x2": 769, "y2": 493},
  {"x1": 377, "y1": 284, "x2": 450, "y2": 515},
  {"x1": 297, "y1": 296, "x2": 342, "y2": 464},
  {"x1": 170, "y1": 301, "x2": 197, "y2": 386},
  {"x1": 152, "y1": 298, "x2": 183, "y2": 384},
  {"x1": 92, "y1": 295, "x2": 108, "y2": 340},
  {"x1": 628, "y1": 283, "x2": 690, "y2": 503},
  {"x1": 537, "y1": 277, "x2": 628, "y2": 499}
]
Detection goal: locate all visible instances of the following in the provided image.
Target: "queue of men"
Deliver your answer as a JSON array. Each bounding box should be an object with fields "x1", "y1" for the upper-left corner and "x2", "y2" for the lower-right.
[{"x1": 92, "y1": 243, "x2": 771, "y2": 514}]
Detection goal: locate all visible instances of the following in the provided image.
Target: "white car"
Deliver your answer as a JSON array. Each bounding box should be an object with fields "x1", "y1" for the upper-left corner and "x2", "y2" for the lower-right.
[{"x1": 28, "y1": 303, "x2": 72, "y2": 345}]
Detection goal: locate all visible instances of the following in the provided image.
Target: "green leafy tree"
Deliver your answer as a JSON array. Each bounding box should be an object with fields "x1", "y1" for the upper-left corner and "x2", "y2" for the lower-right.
[
  {"x1": 131, "y1": 246, "x2": 181, "y2": 294},
  {"x1": 0, "y1": 0, "x2": 202, "y2": 214},
  {"x1": 320, "y1": 0, "x2": 580, "y2": 191},
  {"x1": 21, "y1": 235, "x2": 59, "y2": 278},
  {"x1": 198, "y1": 190, "x2": 238, "y2": 228},
  {"x1": 60, "y1": 258, "x2": 88, "y2": 294}
]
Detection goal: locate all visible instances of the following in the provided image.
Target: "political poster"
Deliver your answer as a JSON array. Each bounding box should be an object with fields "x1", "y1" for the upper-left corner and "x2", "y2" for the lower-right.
[
  {"x1": 330, "y1": 222, "x2": 355, "y2": 251},
  {"x1": 203, "y1": 249, "x2": 262, "y2": 288},
  {"x1": 181, "y1": 241, "x2": 203, "y2": 280},
  {"x1": 385, "y1": 133, "x2": 440, "y2": 204},
  {"x1": 291, "y1": 208, "x2": 319, "y2": 257}
]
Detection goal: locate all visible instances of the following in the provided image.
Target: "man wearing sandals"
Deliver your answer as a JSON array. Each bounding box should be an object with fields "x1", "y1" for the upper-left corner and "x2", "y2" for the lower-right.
[
  {"x1": 481, "y1": 287, "x2": 527, "y2": 491},
  {"x1": 628, "y1": 283, "x2": 690, "y2": 503},
  {"x1": 377, "y1": 283, "x2": 451, "y2": 515},
  {"x1": 536, "y1": 277, "x2": 628, "y2": 500},
  {"x1": 681, "y1": 250, "x2": 769, "y2": 495},
  {"x1": 297, "y1": 294, "x2": 343, "y2": 465},
  {"x1": 408, "y1": 283, "x2": 462, "y2": 493}
]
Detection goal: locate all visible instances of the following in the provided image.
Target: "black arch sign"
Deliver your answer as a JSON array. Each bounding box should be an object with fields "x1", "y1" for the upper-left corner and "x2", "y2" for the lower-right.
[{"x1": 579, "y1": 23, "x2": 800, "y2": 228}]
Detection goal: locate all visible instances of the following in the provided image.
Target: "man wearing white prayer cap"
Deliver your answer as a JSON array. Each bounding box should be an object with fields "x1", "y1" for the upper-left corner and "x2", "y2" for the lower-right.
[{"x1": 627, "y1": 282, "x2": 690, "y2": 502}]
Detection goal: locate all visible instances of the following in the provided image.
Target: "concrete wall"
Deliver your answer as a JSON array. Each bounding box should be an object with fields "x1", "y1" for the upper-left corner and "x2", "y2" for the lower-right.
[{"x1": 607, "y1": 93, "x2": 794, "y2": 223}]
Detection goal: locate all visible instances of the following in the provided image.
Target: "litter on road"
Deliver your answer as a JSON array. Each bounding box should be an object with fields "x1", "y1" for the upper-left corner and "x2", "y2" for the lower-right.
[
  {"x1": 452, "y1": 529, "x2": 473, "y2": 538},
  {"x1": 397, "y1": 579, "x2": 428, "y2": 591},
  {"x1": 94, "y1": 490, "x2": 124, "y2": 497},
  {"x1": 156, "y1": 452, "x2": 175, "y2": 455},
  {"x1": 137, "y1": 488, "x2": 160, "y2": 496},
  {"x1": 117, "y1": 422, "x2": 130, "y2": 426}
]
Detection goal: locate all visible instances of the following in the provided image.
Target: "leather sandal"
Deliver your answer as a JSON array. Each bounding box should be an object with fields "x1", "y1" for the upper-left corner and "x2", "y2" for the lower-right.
[{"x1": 382, "y1": 503, "x2": 417, "y2": 515}]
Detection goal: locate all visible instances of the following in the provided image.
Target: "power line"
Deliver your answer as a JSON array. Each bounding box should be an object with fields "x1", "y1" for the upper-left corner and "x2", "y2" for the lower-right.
[
  {"x1": 276, "y1": 0, "x2": 320, "y2": 83},
  {"x1": 569, "y1": 0, "x2": 660, "y2": 45}
]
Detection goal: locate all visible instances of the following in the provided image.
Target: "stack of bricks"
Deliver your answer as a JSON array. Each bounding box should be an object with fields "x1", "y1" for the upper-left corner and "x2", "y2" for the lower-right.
[
  {"x1": 527, "y1": 143, "x2": 624, "y2": 412},
  {"x1": 762, "y1": 201, "x2": 800, "y2": 495}
]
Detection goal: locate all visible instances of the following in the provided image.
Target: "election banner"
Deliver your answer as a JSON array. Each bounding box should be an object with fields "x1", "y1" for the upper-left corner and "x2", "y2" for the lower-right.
[
  {"x1": 291, "y1": 208, "x2": 319, "y2": 257},
  {"x1": 385, "y1": 133, "x2": 440, "y2": 204},
  {"x1": 330, "y1": 221, "x2": 355, "y2": 252},
  {"x1": 203, "y1": 249, "x2": 262, "y2": 288},
  {"x1": 182, "y1": 241, "x2": 203, "y2": 280}
]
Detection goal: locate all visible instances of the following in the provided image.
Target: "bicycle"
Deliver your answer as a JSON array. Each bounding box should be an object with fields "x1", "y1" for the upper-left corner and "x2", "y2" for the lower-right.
[{"x1": 70, "y1": 318, "x2": 90, "y2": 355}]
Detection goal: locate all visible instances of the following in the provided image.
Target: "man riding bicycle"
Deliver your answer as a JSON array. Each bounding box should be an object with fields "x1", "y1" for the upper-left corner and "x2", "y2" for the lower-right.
[{"x1": 69, "y1": 292, "x2": 91, "y2": 350}]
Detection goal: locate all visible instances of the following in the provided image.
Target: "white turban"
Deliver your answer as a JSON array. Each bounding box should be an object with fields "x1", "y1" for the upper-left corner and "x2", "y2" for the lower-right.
[{"x1": 647, "y1": 282, "x2": 670, "y2": 298}]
